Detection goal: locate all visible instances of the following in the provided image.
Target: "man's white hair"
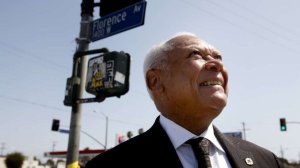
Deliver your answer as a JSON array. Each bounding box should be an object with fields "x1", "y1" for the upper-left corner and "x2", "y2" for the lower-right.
[
  {"x1": 143, "y1": 32, "x2": 197, "y2": 77},
  {"x1": 143, "y1": 32, "x2": 197, "y2": 99}
]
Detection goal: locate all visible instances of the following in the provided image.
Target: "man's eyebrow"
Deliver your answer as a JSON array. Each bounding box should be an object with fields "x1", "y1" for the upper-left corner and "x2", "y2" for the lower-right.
[
  {"x1": 185, "y1": 46, "x2": 204, "y2": 53},
  {"x1": 214, "y1": 54, "x2": 223, "y2": 60}
]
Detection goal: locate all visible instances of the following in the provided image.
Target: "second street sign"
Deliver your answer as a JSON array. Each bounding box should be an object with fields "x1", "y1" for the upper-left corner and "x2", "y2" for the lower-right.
[{"x1": 90, "y1": 1, "x2": 147, "y2": 42}]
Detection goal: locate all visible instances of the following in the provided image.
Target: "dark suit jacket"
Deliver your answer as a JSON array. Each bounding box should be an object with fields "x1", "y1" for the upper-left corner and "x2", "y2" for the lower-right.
[{"x1": 85, "y1": 117, "x2": 282, "y2": 168}]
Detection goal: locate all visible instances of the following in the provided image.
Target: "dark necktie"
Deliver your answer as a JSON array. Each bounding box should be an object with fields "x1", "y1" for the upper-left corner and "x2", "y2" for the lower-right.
[{"x1": 186, "y1": 137, "x2": 212, "y2": 168}]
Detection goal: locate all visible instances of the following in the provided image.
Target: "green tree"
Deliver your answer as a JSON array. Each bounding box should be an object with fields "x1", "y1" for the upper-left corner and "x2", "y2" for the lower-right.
[{"x1": 5, "y1": 152, "x2": 25, "y2": 168}]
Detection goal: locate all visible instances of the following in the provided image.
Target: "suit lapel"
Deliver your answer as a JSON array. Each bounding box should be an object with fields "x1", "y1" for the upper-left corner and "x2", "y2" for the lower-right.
[
  {"x1": 148, "y1": 119, "x2": 260, "y2": 167},
  {"x1": 214, "y1": 127, "x2": 257, "y2": 168},
  {"x1": 147, "y1": 117, "x2": 183, "y2": 168}
]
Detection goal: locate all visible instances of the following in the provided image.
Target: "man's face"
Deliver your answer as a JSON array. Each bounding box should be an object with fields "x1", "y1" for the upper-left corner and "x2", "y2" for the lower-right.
[{"x1": 160, "y1": 35, "x2": 228, "y2": 120}]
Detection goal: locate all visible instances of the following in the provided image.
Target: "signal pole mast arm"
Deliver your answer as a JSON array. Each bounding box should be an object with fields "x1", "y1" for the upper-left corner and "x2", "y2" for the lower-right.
[{"x1": 287, "y1": 121, "x2": 300, "y2": 124}]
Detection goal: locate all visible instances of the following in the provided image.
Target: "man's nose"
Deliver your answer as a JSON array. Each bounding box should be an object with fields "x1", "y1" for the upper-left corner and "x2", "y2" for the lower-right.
[{"x1": 205, "y1": 59, "x2": 223, "y2": 72}]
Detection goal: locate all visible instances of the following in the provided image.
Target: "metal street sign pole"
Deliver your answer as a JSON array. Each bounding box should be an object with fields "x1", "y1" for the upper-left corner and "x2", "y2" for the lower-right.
[
  {"x1": 65, "y1": 1, "x2": 147, "y2": 167},
  {"x1": 66, "y1": 0, "x2": 93, "y2": 167}
]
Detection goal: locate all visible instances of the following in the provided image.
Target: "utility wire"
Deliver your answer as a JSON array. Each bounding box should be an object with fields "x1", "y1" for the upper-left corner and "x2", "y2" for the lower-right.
[
  {"x1": 0, "y1": 94, "x2": 144, "y2": 127},
  {"x1": 205, "y1": 0, "x2": 300, "y2": 46},
  {"x1": 0, "y1": 94, "x2": 68, "y2": 112},
  {"x1": 0, "y1": 41, "x2": 69, "y2": 71},
  {"x1": 179, "y1": 0, "x2": 300, "y2": 55},
  {"x1": 227, "y1": 0, "x2": 300, "y2": 39},
  {"x1": 0, "y1": 41, "x2": 70, "y2": 93}
]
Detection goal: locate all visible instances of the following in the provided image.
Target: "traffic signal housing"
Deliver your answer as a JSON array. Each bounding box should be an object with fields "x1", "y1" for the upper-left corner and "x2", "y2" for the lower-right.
[
  {"x1": 279, "y1": 118, "x2": 287, "y2": 131},
  {"x1": 100, "y1": 0, "x2": 143, "y2": 16},
  {"x1": 51, "y1": 119, "x2": 60, "y2": 131}
]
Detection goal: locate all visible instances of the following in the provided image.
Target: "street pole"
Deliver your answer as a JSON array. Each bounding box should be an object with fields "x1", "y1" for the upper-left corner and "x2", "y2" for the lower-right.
[
  {"x1": 52, "y1": 141, "x2": 56, "y2": 152},
  {"x1": 66, "y1": 0, "x2": 93, "y2": 167},
  {"x1": 280, "y1": 145, "x2": 285, "y2": 168},
  {"x1": 280, "y1": 145, "x2": 284, "y2": 159},
  {"x1": 94, "y1": 110, "x2": 108, "y2": 150},
  {"x1": 104, "y1": 115, "x2": 108, "y2": 150},
  {"x1": 0, "y1": 143, "x2": 5, "y2": 156},
  {"x1": 242, "y1": 122, "x2": 246, "y2": 140}
]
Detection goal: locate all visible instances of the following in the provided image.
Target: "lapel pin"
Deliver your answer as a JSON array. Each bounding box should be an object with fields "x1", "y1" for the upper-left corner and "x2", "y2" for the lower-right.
[{"x1": 245, "y1": 158, "x2": 254, "y2": 166}]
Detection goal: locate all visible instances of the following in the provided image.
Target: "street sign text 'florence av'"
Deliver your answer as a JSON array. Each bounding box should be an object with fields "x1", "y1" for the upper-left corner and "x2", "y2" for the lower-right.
[{"x1": 90, "y1": 1, "x2": 147, "y2": 42}]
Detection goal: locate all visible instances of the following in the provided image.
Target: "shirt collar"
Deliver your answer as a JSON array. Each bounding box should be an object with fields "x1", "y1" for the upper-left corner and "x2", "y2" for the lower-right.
[{"x1": 159, "y1": 114, "x2": 225, "y2": 153}]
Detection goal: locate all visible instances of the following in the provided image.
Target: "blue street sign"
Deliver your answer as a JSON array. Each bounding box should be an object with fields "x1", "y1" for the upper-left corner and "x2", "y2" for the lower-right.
[
  {"x1": 90, "y1": 1, "x2": 147, "y2": 42},
  {"x1": 59, "y1": 129, "x2": 70, "y2": 134}
]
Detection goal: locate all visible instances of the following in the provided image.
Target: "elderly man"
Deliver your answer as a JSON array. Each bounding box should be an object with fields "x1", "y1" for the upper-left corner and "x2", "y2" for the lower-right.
[{"x1": 86, "y1": 33, "x2": 282, "y2": 168}]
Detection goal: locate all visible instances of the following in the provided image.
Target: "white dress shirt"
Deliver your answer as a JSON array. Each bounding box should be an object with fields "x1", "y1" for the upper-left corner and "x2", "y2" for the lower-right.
[{"x1": 159, "y1": 115, "x2": 232, "y2": 168}]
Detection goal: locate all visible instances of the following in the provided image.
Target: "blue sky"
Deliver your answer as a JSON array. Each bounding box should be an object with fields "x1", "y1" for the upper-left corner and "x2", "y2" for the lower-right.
[{"x1": 1, "y1": 0, "x2": 300, "y2": 163}]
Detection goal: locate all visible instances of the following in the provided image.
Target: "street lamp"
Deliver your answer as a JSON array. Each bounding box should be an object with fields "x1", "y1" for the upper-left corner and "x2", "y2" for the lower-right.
[{"x1": 94, "y1": 111, "x2": 108, "y2": 150}]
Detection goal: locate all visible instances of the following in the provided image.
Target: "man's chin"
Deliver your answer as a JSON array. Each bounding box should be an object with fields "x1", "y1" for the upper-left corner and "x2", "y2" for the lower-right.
[{"x1": 210, "y1": 97, "x2": 227, "y2": 111}]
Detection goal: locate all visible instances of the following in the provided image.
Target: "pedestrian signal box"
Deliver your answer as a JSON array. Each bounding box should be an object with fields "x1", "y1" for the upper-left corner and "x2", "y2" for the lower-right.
[{"x1": 86, "y1": 51, "x2": 130, "y2": 98}]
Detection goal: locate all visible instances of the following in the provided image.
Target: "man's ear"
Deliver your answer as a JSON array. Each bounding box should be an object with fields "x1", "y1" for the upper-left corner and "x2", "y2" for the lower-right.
[{"x1": 146, "y1": 69, "x2": 164, "y2": 93}]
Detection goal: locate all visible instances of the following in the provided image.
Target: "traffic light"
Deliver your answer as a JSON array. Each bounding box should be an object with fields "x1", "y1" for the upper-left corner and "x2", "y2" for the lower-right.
[
  {"x1": 51, "y1": 119, "x2": 60, "y2": 131},
  {"x1": 279, "y1": 118, "x2": 287, "y2": 131},
  {"x1": 81, "y1": 0, "x2": 94, "y2": 16},
  {"x1": 100, "y1": 0, "x2": 143, "y2": 16}
]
